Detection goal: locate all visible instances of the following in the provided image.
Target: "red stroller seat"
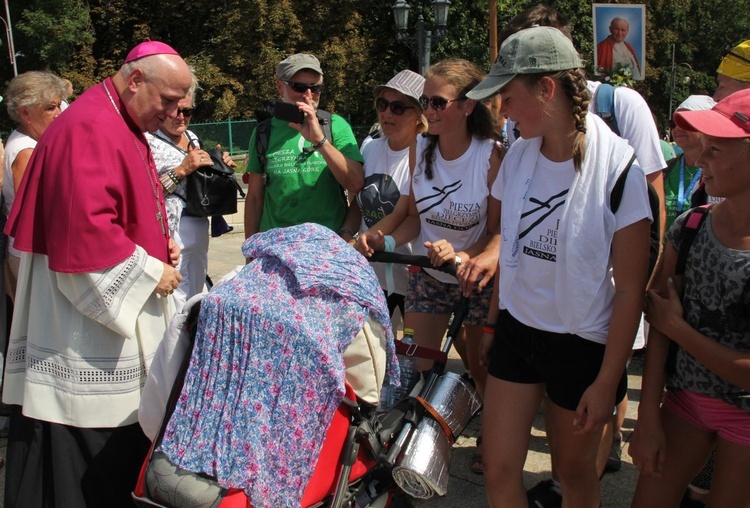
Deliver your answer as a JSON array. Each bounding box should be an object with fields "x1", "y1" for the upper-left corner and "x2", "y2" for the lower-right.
[{"x1": 133, "y1": 382, "x2": 375, "y2": 508}]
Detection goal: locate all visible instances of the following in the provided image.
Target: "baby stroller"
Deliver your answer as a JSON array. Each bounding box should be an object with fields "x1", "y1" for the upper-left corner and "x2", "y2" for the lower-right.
[{"x1": 132, "y1": 225, "x2": 480, "y2": 508}]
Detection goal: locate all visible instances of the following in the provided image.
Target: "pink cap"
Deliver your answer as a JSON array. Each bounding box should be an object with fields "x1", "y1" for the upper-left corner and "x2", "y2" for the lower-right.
[
  {"x1": 124, "y1": 40, "x2": 179, "y2": 64},
  {"x1": 674, "y1": 89, "x2": 750, "y2": 138}
]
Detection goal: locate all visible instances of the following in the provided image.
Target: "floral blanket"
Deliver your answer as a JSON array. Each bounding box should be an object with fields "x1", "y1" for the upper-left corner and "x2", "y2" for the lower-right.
[{"x1": 158, "y1": 223, "x2": 397, "y2": 507}]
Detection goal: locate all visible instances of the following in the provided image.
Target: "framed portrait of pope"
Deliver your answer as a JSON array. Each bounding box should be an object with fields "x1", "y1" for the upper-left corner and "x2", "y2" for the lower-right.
[{"x1": 593, "y1": 3, "x2": 646, "y2": 81}]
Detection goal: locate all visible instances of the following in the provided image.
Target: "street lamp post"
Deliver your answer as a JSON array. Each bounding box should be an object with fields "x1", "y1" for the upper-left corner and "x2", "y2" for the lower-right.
[
  {"x1": 667, "y1": 44, "x2": 693, "y2": 120},
  {"x1": 0, "y1": 0, "x2": 17, "y2": 76},
  {"x1": 392, "y1": 0, "x2": 450, "y2": 75}
]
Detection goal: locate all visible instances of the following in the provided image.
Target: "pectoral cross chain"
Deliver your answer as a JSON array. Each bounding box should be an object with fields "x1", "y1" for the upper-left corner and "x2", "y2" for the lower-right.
[{"x1": 156, "y1": 208, "x2": 166, "y2": 235}]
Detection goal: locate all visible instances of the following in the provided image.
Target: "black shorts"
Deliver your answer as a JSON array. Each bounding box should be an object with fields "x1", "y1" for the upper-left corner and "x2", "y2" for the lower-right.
[{"x1": 488, "y1": 310, "x2": 627, "y2": 411}]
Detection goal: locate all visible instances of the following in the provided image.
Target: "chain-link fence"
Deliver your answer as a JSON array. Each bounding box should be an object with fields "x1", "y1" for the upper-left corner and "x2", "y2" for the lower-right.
[
  {"x1": 189, "y1": 119, "x2": 257, "y2": 156},
  {"x1": 189, "y1": 118, "x2": 374, "y2": 157}
]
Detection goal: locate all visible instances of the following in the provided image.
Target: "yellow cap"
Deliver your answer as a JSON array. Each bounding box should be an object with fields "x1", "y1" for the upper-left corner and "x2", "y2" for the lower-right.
[
  {"x1": 717, "y1": 40, "x2": 750, "y2": 82},
  {"x1": 403, "y1": 328, "x2": 415, "y2": 336}
]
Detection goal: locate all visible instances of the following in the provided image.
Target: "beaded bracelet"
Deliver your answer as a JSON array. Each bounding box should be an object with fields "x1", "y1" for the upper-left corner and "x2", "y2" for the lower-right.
[{"x1": 160, "y1": 169, "x2": 182, "y2": 194}]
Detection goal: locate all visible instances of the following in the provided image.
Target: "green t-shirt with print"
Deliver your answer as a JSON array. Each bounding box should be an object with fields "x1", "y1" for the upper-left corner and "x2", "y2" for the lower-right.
[{"x1": 247, "y1": 114, "x2": 363, "y2": 232}]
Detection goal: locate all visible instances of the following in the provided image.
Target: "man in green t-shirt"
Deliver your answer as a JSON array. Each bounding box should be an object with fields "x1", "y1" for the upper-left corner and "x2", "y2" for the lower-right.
[{"x1": 243, "y1": 54, "x2": 364, "y2": 240}]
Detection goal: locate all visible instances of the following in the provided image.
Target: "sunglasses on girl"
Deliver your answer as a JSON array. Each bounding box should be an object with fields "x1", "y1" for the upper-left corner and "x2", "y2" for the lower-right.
[
  {"x1": 283, "y1": 80, "x2": 325, "y2": 94},
  {"x1": 177, "y1": 107, "x2": 195, "y2": 118},
  {"x1": 419, "y1": 95, "x2": 465, "y2": 111},
  {"x1": 375, "y1": 97, "x2": 415, "y2": 115}
]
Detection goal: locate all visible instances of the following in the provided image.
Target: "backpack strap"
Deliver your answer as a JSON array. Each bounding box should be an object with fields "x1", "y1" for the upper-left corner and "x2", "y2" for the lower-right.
[
  {"x1": 594, "y1": 83, "x2": 620, "y2": 136},
  {"x1": 674, "y1": 204, "x2": 712, "y2": 275},
  {"x1": 255, "y1": 118, "x2": 272, "y2": 185},
  {"x1": 609, "y1": 154, "x2": 637, "y2": 214},
  {"x1": 314, "y1": 109, "x2": 347, "y2": 205},
  {"x1": 610, "y1": 155, "x2": 662, "y2": 275},
  {"x1": 316, "y1": 109, "x2": 334, "y2": 146}
]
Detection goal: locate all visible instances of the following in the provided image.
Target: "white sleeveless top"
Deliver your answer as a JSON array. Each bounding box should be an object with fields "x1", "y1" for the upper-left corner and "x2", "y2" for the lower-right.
[
  {"x1": 3, "y1": 129, "x2": 38, "y2": 257},
  {"x1": 411, "y1": 135, "x2": 494, "y2": 284}
]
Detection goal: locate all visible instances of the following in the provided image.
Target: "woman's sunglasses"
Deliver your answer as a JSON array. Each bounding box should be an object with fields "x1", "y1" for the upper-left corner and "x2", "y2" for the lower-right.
[
  {"x1": 283, "y1": 80, "x2": 325, "y2": 94},
  {"x1": 177, "y1": 107, "x2": 195, "y2": 118},
  {"x1": 419, "y1": 95, "x2": 465, "y2": 111},
  {"x1": 375, "y1": 97, "x2": 415, "y2": 115}
]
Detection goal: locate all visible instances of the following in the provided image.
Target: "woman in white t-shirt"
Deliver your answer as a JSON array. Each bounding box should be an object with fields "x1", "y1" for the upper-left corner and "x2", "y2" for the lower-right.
[
  {"x1": 359, "y1": 59, "x2": 503, "y2": 405},
  {"x1": 345, "y1": 70, "x2": 427, "y2": 324},
  {"x1": 2, "y1": 71, "x2": 68, "y2": 301},
  {"x1": 467, "y1": 27, "x2": 652, "y2": 506}
]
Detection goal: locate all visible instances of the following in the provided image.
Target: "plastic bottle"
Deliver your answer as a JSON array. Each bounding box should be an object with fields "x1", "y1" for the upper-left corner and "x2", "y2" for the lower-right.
[
  {"x1": 395, "y1": 328, "x2": 420, "y2": 401},
  {"x1": 378, "y1": 328, "x2": 420, "y2": 412}
]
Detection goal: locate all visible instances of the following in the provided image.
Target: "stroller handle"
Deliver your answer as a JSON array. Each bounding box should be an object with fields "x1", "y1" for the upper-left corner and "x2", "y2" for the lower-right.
[
  {"x1": 367, "y1": 251, "x2": 472, "y2": 468},
  {"x1": 367, "y1": 251, "x2": 458, "y2": 278}
]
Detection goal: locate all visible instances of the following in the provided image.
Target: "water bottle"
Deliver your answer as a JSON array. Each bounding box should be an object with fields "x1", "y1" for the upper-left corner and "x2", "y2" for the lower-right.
[
  {"x1": 378, "y1": 328, "x2": 420, "y2": 412},
  {"x1": 379, "y1": 379, "x2": 396, "y2": 412},
  {"x1": 395, "y1": 328, "x2": 420, "y2": 401}
]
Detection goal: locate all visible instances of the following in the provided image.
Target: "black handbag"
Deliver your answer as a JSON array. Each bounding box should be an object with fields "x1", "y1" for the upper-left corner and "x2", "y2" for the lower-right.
[{"x1": 184, "y1": 146, "x2": 246, "y2": 217}]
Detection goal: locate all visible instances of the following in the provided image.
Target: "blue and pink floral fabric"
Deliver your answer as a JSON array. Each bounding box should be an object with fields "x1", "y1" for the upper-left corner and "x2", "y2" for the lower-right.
[{"x1": 158, "y1": 223, "x2": 397, "y2": 507}]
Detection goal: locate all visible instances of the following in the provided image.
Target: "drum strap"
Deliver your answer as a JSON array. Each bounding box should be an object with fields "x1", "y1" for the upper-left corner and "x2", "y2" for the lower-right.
[
  {"x1": 415, "y1": 396, "x2": 456, "y2": 445},
  {"x1": 395, "y1": 340, "x2": 448, "y2": 364}
]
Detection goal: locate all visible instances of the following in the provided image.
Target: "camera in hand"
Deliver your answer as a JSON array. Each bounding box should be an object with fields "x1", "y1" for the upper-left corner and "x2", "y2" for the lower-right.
[{"x1": 273, "y1": 99, "x2": 305, "y2": 124}]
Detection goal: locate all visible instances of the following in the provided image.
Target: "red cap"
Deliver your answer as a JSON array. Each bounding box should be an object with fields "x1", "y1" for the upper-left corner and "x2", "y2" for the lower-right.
[
  {"x1": 124, "y1": 40, "x2": 179, "y2": 64},
  {"x1": 674, "y1": 89, "x2": 750, "y2": 138}
]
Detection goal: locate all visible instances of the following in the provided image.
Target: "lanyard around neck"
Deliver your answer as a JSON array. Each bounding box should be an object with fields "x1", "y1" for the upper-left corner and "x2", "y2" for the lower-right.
[{"x1": 677, "y1": 155, "x2": 702, "y2": 213}]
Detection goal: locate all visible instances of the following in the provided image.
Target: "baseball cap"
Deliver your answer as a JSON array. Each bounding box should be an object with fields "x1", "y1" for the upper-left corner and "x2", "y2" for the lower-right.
[
  {"x1": 277, "y1": 54, "x2": 323, "y2": 81},
  {"x1": 673, "y1": 89, "x2": 750, "y2": 138},
  {"x1": 467, "y1": 26, "x2": 582, "y2": 101},
  {"x1": 675, "y1": 95, "x2": 716, "y2": 113},
  {"x1": 717, "y1": 40, "x2": 750, "y2": 82},
  {"x1": 374, "y1": 69, "x2": 425, "y2": 104},
  {"x1": 124, "y1": 40, "x2": 179, "y2": 64}
]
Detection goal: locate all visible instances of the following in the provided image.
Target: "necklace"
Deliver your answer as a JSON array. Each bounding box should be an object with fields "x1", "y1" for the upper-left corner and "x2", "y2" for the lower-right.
[{"x1": 102, "y1": 81, "x2": 167, "y2": 235}]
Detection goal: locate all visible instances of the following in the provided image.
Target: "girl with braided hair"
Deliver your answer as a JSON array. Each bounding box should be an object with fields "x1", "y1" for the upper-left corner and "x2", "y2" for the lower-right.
[
  {"x1": 357, "y1": 58, "x2": 503, "y2": 413},
  {"x1": 468, "y1": 27, "x2": 652, "y2": 507}
]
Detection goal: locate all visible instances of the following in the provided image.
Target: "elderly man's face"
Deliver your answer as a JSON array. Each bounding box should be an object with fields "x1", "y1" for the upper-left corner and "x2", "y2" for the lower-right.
[
  {"x1": 126, "y1": 55, "x2": 192, "y2": 133},
  {"x1": 277, "y1": 69, "x2": 323, "y2": 110},
  {"x1": 137, "y1": 77, "x2": 190, "y2": 132},
  {"x1": 714, "y1": 73, "x2": 750, "y2": 101},
  {"x1": 609, "y1": 20, "x2": 629, "y2": 43}
]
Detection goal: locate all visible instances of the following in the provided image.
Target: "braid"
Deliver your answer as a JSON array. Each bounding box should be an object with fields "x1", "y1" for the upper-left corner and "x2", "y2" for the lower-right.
[{"x1": 555, "y1": 68, "x2": 590, "y2": 172}]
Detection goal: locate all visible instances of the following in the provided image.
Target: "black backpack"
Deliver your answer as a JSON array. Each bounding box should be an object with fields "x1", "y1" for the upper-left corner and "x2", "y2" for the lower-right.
[{"x1": 595, "y1": 83, "x2": 662, "y2": 276}]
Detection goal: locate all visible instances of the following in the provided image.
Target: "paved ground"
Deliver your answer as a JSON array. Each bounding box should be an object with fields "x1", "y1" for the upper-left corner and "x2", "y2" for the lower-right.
[{"x1": 0, "y1": 209, "x2": 645, "y2": 507}]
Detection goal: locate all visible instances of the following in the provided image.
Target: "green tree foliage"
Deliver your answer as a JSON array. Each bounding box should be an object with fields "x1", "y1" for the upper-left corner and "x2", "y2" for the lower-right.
[
  {"x1": 0, "y1": 0, "x2": 746, "y2": 137},
  {"x1": 11, "y1": 0, "x2": 95, "y2": 94}
]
